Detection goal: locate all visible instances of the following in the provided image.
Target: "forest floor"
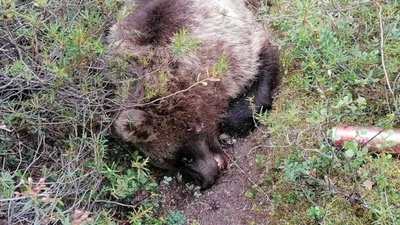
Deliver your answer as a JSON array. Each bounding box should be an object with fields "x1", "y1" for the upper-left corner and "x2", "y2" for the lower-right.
[{"x1": 157, "y1": 130, "x2": 272, "y2": 225}]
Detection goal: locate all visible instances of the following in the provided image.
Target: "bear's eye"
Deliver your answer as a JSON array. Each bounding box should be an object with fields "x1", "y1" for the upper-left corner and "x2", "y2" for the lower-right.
[{"x1": 181, "y1": 157, "x2": 194, "y2": 167}]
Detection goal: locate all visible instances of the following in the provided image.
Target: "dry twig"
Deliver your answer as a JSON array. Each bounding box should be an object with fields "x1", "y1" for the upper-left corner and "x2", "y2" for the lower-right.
[{"x1": 378, "y1": 4, "x2": 394, "y2": 95}]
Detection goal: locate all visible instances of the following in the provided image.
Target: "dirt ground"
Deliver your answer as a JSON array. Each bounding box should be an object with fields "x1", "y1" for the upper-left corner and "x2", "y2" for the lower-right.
[{"x1": 156, "y1": 130, "x2": 273, "y2": 225}]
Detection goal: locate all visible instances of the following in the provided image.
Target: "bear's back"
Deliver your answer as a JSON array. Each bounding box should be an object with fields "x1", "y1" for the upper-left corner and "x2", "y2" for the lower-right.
[{"x1": 109, "y1": 0, "x2": 268, "y2": 100}]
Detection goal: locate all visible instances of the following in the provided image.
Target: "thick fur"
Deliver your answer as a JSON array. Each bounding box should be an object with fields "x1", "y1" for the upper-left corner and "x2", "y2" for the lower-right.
[
  {"x1": 110, "y1": 0, "x2": 278, "y2": 188},
  {"x1": 221, "y1": 41, "x2": 279, "y2": 137}
]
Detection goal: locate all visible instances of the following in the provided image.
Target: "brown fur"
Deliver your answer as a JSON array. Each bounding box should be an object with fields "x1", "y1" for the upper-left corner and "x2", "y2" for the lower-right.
[{"x1": 110, "y1": 0, "x2": 276, "y2": 188}]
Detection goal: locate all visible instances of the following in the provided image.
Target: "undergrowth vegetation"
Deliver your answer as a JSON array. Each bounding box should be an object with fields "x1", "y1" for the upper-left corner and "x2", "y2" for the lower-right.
[
  {"x1": 0, "y1": 0, "x2": 182, "y2": 224},
  {"x1": 0, "y1": 0, "x2": 399, "y2": 224},
  {"x1": 255, "y1": 0, "x2": 400, "y2": 224}
]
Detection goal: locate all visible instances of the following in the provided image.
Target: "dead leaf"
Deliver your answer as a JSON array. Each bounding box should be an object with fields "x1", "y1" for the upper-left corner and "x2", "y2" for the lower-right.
[{"x1": 363, "y1": 179, "x2": 374, "y2": 190}]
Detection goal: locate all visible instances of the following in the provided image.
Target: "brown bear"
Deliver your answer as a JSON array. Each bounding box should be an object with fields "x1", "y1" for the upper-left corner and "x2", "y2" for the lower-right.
[{"x1": 109, "y1": 0, "x2": 279, "y2": 189}]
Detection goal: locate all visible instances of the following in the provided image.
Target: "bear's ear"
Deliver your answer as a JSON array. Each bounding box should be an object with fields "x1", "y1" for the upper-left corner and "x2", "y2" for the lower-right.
[{"x1": 114, "y1": 109, "x2": 153, "y2": 142}]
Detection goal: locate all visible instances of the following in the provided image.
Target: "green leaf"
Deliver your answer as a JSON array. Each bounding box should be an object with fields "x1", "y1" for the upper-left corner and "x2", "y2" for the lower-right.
[
  {"x1": 345, "y1": 149, "x2": 355, "y2": 158},
  {"x1": 245, "y1": 191, "x2": 254, "y2": 199}
]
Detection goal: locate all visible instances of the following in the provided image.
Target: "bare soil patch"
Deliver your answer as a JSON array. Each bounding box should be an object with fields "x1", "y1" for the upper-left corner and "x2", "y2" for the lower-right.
[{"x1": 156, "y1": 130, "x2": 273, "y2": 225}]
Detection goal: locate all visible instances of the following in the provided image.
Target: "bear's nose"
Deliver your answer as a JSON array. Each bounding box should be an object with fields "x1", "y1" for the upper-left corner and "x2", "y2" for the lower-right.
[{"x1": 213, "y1": 152, "x2": 229, "y2": 170}]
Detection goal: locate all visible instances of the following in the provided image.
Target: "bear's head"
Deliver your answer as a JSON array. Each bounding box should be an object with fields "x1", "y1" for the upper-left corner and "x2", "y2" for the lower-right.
[{"x1": 114, "y1": 108, "x2": 229, "y2": 189}]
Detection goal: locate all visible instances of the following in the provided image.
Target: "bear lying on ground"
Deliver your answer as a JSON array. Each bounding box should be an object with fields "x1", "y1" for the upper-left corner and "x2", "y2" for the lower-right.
[{"x1": 110, "y1": 0, "x2": 279, "y2": 189}]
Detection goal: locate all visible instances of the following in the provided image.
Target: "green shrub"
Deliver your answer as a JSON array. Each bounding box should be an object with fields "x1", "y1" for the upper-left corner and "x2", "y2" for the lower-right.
[
  {"x1": 258, "y1": 0, "x2": 400, "y2": 224},
  {"x1": 0, "y1": 0, "x2": 161, "y2": 223}
]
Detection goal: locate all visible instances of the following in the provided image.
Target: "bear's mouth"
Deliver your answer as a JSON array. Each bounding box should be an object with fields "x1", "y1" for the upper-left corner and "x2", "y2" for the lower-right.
[{"x1": 213, "y1": 152, "x2": 229, "y2": 170}]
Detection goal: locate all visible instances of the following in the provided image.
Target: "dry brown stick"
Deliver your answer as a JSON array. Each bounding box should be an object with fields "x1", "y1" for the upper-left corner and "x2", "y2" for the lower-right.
[
  {"x1": 94, "y1": 199, "x2": 144, "y2": 209},
  {"x1": 224, "y1": 150, "x2": 272, "y2": 204},
  {"x1": 112, "y1": 77, "x2": 220, "y2": 111},
  {"x1": 378, "y1": 4, "x2": 393, "y2": 95}
]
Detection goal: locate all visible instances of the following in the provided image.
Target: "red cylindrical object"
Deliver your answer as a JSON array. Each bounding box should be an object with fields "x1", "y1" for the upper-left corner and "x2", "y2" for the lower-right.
[{"x1": 332, "y1": 125, "x2": 400, "y2": 154}]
